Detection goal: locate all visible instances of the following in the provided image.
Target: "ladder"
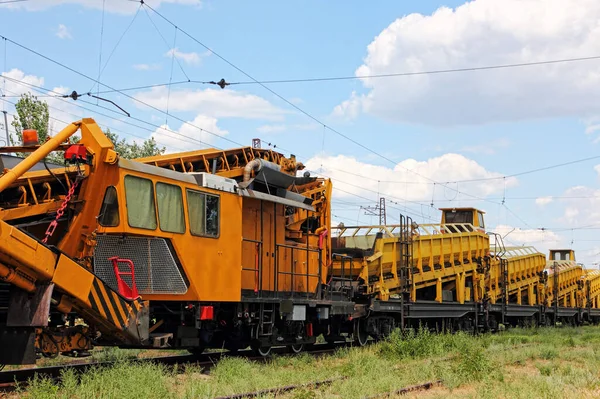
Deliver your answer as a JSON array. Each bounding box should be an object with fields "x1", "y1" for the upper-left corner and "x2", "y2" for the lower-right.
[{"x1": 259, "y1": 303, "x2": 275, "y2": 336}]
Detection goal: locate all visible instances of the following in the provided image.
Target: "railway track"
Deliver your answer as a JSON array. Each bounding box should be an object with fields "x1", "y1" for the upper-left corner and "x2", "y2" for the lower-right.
[{"x1": 0, "y1": 342, "x2": 344, "y2": 389}]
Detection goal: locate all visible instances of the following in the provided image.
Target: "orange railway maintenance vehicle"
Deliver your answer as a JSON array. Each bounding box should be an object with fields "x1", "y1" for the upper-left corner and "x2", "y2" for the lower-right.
[
  {"x1": 1, "y1": 118, "x2": 599, "y2": 366},
  {"x1": 0, "y1": 118, "x2": 354, "y2": 364}
]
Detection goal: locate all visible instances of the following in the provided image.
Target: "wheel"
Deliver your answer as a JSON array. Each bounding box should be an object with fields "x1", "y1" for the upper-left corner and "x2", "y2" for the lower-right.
[
  {"x1": 354, "y1": 319, "x2": 369, "y2": 347},
  {"x1": 253, "y1": 345, "x2": 272, "y2": 357},
  {"x1": 289, "y1": 344, "x2": 304, "y2": 354}
]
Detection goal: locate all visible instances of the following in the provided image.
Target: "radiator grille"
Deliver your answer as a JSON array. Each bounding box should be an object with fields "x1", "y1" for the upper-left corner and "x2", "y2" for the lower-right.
[{"x1": 94, "y1": 235, "x2": 188, "y2": 295}]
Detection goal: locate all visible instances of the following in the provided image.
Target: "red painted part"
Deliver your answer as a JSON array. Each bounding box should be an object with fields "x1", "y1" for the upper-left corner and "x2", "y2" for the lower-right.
[
  {"x1": 65, "y1": 144, "x2": 87, "y2": 161},
  {"x1": 318, "y1": 229, "x2": 328, "y2": 250},
  {"x1": 306, "y1": 323, "x2": 313, "y2": 337},
  {"x1": 200, "y1": 306, "x2": 214, "y2": 320},
  {"x1": 109, "y1": 256, "x2": 140, "y2": 300}
]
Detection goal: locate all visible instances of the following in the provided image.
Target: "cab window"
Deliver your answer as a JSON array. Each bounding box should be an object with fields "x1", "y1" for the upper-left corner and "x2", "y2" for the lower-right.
[
  {"x1": 156, "y1": 182, "x2": 185, "y2": 233},
  {"x1": 445, "y1": 210, "x2": 473, "y2": 224},
  {"x1": 124, "y1": 175, "x2": 157, "y2": 230},
  {"x1": 187, "y1": 189, "x2": 219, "y2": 237},
  {"x1": 98, "y1": 186, "x2": 119, "y2": 227},
  {"x1": 477, "y1": 212, "x2": 485, "y2": 229}
]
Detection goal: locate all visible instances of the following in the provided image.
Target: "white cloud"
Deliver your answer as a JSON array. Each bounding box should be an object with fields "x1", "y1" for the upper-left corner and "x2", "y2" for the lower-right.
[
  {"x1": 559, "y1": 185, "x2": 600, "y2": 225},
  {"x1": 0, "y1": 0, "x2": 201, "y2": 15},
  {"x1": 151, "y1": 114, "x2": 228, "y2": 153},
  {"x1": 164, "y1": 48, "x2": 208, "y2": 66},
  {"x1": 1, "y1": 69, "x2": 44, "y2": 96},
  {"x1": 335, "y1": 0, "x2": 600, "y2": 125},
  {"x1": 133, "y1": 64, "x2": 162, "y2": 71},
  {"x1": 493, "y1": 224, "x2": 560, "y2": 256},
  {"x1": 535, "y1": 196, "x2": 553, "y2": 206},
  {"x1": 1, "y1": 69, "x2": 88, "y2": 138},
  {"x1": 256, "y1": 123, "x2": 319, "y2": 134},
  {"x1": 305, "y1": 152, "x2": 518, "y2": 204},
  {"x1": 55, "y1": 24, "x2": 72, "y2": 40},
  {"x1": 134, "y1": 87, "x2": 287, "y2": 121}
]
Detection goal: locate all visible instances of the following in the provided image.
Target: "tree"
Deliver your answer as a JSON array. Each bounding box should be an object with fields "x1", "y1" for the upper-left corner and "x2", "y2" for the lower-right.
[
  {"x1": 10, "y1": 92, "x2": 165, "y2": 162},
  {"x1": 11, "y1": 92, "x2": 50, "y2": 145},
  {"x1": 102, "y1": 129, "x2": 165, "y2": 159}
]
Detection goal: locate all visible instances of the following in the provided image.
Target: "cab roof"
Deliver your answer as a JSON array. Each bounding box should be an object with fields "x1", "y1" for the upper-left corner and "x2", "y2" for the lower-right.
[{"x1": 438, "y1": 207, "x2": 485, "y2": 214}]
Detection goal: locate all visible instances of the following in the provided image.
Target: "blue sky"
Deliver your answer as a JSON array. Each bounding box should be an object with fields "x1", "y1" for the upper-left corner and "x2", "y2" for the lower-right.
[{"x1": 2, "y1": 0, "x2": 600, "y2": 264}]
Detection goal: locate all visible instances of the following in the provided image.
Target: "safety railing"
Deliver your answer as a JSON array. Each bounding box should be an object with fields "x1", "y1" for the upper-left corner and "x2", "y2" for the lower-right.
[
  {"x1": 242, "y1": 238, "x2": 263, "y2": 295},
  {"x1": 275, "y1": 243, "x2": 322, "y2": 299}
]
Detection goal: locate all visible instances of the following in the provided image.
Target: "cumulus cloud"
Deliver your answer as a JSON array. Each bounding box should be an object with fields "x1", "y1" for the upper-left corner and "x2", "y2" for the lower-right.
[
  {"x1": 305, "y1": 152, "x2": 518, "y2": 203},
  {"x1": 164, "y1": 48, "x2": 208, "y2": 66},
  {"x1": 535, "y1": 196, "x2": 553, "y2": 206},
  {"x1": 151, "y1": 114, "x2": 228, "y2": 153},
  {"x1": 560, "y1": 185, "x2": 600, "y2": 225},
  {"x1": 493, "y1": 224, "x2": 561, "y2": 256},
  {"x1": 335, "y1": 0, "x2": 600, "y2": 126},
  {"x1": 55, "y1": 24, "x2": 72, "y2": 39},
  {"x1": 134, "y1": 87, "x2": 287, "y2": 121},
  {"x1": 1, "y1": 69, "x2": 87, "y2": 137},
  {"x1": 0, "y1": 0, "x2": 201, "y2": 15}
]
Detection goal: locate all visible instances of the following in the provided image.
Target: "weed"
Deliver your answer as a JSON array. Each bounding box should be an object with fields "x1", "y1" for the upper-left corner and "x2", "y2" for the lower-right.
[{"x1": 540, "y1": 347, "x2": 559, "y2": 360}]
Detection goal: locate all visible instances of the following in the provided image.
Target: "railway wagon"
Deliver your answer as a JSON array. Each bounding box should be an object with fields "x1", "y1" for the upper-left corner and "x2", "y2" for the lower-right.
[{"x1": 330, "y1": 208, "x2": 547, "y2": 306}]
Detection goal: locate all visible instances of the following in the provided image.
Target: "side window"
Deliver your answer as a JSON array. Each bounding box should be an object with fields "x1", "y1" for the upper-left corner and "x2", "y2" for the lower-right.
[
  {"x1": 478, "y1": 212, "x2": 485, "y2": 229},
  {"x1": 187, "y1": 189, "x2": 220, "y2": 238},
  {"x1": 156, "y1": 183, "x2": 185, "y2": 233},
  {"x1": 98, "y1": 186, "x2": 119, "y2": 227},
  {"x1": 124, "y1": 175, "x2": 157, "y2": 230}
]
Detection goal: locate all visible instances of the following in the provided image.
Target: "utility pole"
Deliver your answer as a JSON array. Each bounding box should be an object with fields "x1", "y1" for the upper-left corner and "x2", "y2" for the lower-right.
[
  {"x1": 379, "y1": 197, "x2": 387, "y2": 225},
  {"x1": 361, "y1": 197, "x2": 387, "y2": 225}
]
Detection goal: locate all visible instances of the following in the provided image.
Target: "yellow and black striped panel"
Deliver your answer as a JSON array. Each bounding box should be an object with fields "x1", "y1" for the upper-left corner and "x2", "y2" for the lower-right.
[{"x1": 88, "y1": 278, "x2": 136, "y2": 330}]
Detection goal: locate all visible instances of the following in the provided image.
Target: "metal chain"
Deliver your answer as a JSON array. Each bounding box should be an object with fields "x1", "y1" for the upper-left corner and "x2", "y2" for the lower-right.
[{"x1": 41, "y1": 176, "x2": 82, "y2": 244}]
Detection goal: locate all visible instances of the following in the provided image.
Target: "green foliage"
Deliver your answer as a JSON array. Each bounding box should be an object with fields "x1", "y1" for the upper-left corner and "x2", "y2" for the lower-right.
[
  {"x1": 9, "y1": 92, "x2": 165, "y2": 162},
  {"x1": 10, "y1": 92, "x2": 50, "y2": 145},
  {"x1": 103, "y1": 129, "x2": 165, "y2": 159},
  {"x1": 378, "y1": 326, "x2": 472, "y2": 360}
]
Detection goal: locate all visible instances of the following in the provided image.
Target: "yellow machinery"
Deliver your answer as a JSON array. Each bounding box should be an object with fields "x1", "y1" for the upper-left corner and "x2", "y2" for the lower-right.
[
  {"x1": 0, "y1": 118, "x2": 337, "y2": 364},
  {"x1": 544, "y1": 250, "x2": 583, "y2": 308},
  {"x1": 331, "y1": 208, "x2": 548, "y2": 307},
  {"x1": 582, "y1": 269, "x2": 600, "y2": 309},
  {"x1": 331, "y1": 208, "x2": 490, "y2": 304},
  {"x1": 488, "y1": 246, "x2": 547, "y2": 306}
]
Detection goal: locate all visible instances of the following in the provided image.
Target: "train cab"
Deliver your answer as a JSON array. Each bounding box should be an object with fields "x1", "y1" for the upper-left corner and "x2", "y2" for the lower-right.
[
  {"x1": 439, "y1": 207, "x2": 486, "y2": 233},
  {"x1": 549, "y1": 249, "x2": 576, "y2": 262}
]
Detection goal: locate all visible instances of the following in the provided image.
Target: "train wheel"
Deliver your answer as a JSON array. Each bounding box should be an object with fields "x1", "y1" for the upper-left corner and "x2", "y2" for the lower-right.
[
  {"x1": 254, "y1": 345, "x2": 272, "y2": 357},
  {"x1": 354, "y1": 319, "x2": 369, "y2": 347},
  {"x1": 251, "y1": 340, "x2": 272, "y2": 357},
  {"x1": 289, "y1": 344, "x2": 304, "y2": 354}
]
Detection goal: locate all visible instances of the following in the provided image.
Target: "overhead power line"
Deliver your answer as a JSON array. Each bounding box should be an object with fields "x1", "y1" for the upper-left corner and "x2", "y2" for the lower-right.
[
  {"x1": 139, "y1": 2, "x2": 498, "y2": 210},
  {"x1": 227, "y1": 54, "x2": 600, "y2": 86},
  {"x1": 68, "y1": 53, "x2": 600, "y2": 96}
]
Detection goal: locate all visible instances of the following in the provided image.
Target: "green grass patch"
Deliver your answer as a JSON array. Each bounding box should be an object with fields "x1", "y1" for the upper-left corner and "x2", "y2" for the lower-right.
[{"x1": 16, "y1": 325, "x2": 600, "y2": 399}]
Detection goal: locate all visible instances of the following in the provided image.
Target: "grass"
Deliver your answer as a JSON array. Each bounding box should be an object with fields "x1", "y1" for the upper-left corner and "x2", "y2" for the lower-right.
[{"x1": 10, "y1": 326, "x2": 600, "y2": 399}]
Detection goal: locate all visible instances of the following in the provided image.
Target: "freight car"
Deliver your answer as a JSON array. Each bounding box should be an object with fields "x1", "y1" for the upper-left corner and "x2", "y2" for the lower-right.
[{"x1": 0, "y1": 119, "x2": 599, "y2": 366}]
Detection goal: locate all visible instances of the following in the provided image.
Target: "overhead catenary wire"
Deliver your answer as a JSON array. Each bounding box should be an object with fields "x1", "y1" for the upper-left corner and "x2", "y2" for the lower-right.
[
  {"x1": 138, "y1": 2, "x2": 534, "y2": 218},
  {"x1": 85, "y1": 53, "x2": 600, "y2": 95},
  {"x1": 90, "y1": 2, "x2": 142, "y2": 94},
  {"x1": 0, "y1": 34, "x2": 246, "y2": 150}
]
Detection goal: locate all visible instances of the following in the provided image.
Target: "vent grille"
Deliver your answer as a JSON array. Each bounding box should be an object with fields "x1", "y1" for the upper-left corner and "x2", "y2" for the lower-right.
[{"x1": 94, "y1": 235, "x2": 188, "y2": 295}]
